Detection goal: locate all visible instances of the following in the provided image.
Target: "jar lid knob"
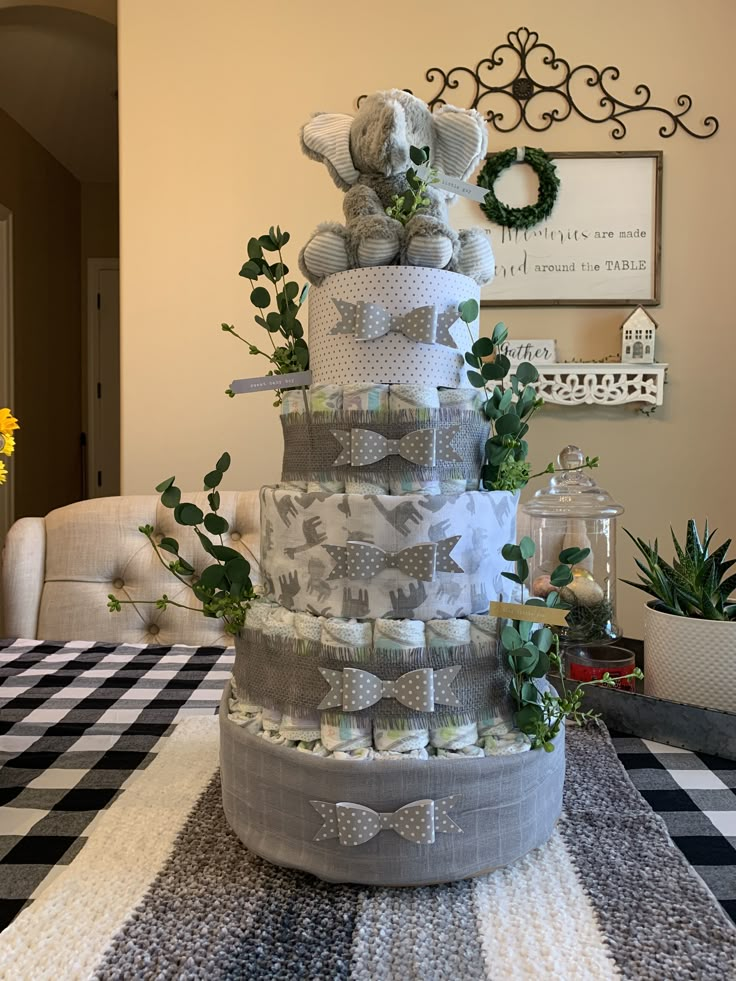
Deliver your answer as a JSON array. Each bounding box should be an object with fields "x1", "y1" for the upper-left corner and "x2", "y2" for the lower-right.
[{"x1": 558, "y1": 444, "x2": 585, "y2": 470}]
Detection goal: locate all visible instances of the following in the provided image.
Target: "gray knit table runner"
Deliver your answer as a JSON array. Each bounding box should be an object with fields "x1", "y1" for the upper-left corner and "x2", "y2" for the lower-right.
[{"x1": 92, "y1": 724, "x2": 736, "y2": 981}]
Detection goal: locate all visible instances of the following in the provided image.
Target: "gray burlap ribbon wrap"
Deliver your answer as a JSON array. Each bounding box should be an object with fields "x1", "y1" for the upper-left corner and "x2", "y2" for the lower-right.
[
  {"x1": 232, "y1": 626, "x2": 512, "y2": 728},
  {"x1": 280, "y1": 408, "x2": 487, "y2": 484}
]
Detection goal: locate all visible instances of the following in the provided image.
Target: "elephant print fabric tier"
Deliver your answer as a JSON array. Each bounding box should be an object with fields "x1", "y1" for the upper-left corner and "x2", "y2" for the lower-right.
[
  {"x1": 307, "y1": 266, "x2": 479, "y2": 387},
  {"x1": 259, "y1": 486, "x2": 518, "y2": 620}
]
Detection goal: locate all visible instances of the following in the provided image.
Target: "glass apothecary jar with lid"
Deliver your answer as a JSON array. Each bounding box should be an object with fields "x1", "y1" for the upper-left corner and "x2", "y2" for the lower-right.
[{"x1": 522, "y1": 445, "x2": 624, "y2": 645}]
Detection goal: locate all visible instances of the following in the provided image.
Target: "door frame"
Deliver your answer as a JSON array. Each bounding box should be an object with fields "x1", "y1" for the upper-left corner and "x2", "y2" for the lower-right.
[
  {"x1": 0, "y1": 205, "x2": 14, "y2": 540},
  {"x1": 85, "y1": 257, "x2": 119, "y2": 499}
]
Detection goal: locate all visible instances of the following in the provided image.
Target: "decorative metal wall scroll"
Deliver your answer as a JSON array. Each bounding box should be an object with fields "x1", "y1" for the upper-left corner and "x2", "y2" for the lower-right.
[{"x1": 360, "y1": 27, "x2": 719, "y2": 140}]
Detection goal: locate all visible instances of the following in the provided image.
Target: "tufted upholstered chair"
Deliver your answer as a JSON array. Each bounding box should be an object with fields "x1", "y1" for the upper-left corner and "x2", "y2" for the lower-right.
[{"x1": 1, "y1": 491, "x2": 261, "y2": 646}]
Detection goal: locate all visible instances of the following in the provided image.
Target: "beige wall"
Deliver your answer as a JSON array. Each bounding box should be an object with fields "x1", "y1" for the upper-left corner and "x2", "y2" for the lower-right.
[
  {"x1": 118, "y1": 0, "x2": 736, "y2": 637},
  {"x1": 0, "y1": 106, "x2": 81, "y2": 518}
]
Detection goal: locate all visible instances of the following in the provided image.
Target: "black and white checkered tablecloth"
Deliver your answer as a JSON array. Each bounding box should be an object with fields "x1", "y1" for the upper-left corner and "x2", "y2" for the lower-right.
[{"x1": 0, "y1": 638, "x2": 734, "y2": 933}]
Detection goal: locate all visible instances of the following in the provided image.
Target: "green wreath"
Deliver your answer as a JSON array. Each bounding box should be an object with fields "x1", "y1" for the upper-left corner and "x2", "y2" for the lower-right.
[{"x1": 477, "y1": 147, "x2": 560, "y2": 229}]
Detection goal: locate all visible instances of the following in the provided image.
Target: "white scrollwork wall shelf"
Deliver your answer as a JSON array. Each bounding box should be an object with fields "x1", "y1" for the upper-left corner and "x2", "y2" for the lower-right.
[{"x1": 534, "y1": 363, "x2": 668, "y2": 408}]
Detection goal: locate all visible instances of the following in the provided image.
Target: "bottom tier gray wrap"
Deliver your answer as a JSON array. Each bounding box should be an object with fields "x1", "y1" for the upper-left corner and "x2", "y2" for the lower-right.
[{"x1": 219, "y1": 683, "x2": 565, "y2": 886}]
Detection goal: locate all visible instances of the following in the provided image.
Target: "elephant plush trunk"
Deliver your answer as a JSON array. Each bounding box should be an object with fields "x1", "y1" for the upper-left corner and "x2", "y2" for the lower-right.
[{"x1": 350, "y1": 94, "x2": 409, "y2": 177}]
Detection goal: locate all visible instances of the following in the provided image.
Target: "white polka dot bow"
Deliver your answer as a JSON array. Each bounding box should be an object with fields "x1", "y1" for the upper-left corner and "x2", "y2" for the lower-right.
[
  {"x1": 311, "y1": 796, "x2": 463, "y2": 846},
  {"x1": 324, "y1": 537, "x2": 463, "y2": 582},
  {"x1": 317, "y1": 665, "x2": 462, "y2": 713},
  {"x1": 330, "y1": 426, "x2": 462, "y2": 467},
  {"x1": 330, "y1": 299, "x2": 460, "y2": 348}
]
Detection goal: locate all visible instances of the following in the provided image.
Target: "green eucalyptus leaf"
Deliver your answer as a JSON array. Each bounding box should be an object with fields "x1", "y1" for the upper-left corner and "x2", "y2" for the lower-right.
[
  {"x1": 521, "y1": 681, "x2": 540, "y2": 704},
  {"x1": 502, "y1": 624, "x2": 523, "y2": 650},
  {"x1": 409, "y1": 145, "x2": 427, "y2": 165},
  {"x1": 250, "y1": 287, "x2": 271, "y2": 309},
  {"x1": 458, "y1": 298, "x2": 479, "y2": 323},
  {"x1": 194, "y1": 528, "x2": 216, "y2": 556},
  {"x1": 515, "y1": 361, "x2": 539, "y2": 384},
  {"x1": 238, "y1": 260, "x2": 261, "y2": 279},
  {"x1": 158, "y1": 537, "x2": 179, "y2": 556},
  {"x1": 501, "y1": 571, "x2": 523, "y2": 585},
  {"x1": 472, "y1": 337, "x2": 495, "y2": 357},
  {"x1": 246, "y1": 238, "x2": 263, "y2": 260},
  {"x1": 465, "y1": 352, "x2": 481, "y2": 368},
  {"x1": 502, "y1": 543, "x2": 522, "y2": 561},
  {"x1": 258, "y1": 234, "x2": 278, "y2": 252},
  {"x1": 491, "y1": 322, "x2": 507, "y2": 345},
  {"x1": 519, "y1": 536, "x2": 536, "y2": 559},
  {"x1": 284, "y1": 281, "x2": 299, "y2": 300},
  {"x1": 559, "y1": 546, "x2": 591, "y2": 565},
  {"x1": 550, "y1": 564, "x2": 574, "y2": 587},
  {"x1": 161, "y1": 485, "x2": 181, "y2": 509},
  {"x1": 225, "y1": 556, "x2": 251, "y2": 584},
  {"x1": 155, "y1": 476, "x2": 176, "y2": 493},
  {"x1": 482, "y1": 361, "x2": 509, "y2": 381},
  {"x1": 199, "y1": 564, "x2": 226, "y2": 589},
  {"x1": 203, "y1": 469, "x2": 222, "y2": 489},
  {"x1": 211, "y1": 544, "x2": 241, "y2": 562},
  {"x1": 208, "y1": 490, "x2": 220, "y2": 512},
  {"x1": 519, "y1": 619, "x2": 532, "y2": 641},
  {"x1": 532, "y1": 626, "x2": 553, "y2": 653},
  {"x1": 467, "y1": 370, "x2": 486, "y2": 388},
  {"x1": 216, "y1": 452, "x2": 231, "y2": 473},
  {"x1": 204, "y1": 513, "x2": 229, "y2": 536},
  {"x1": 174, "y1": 502, "x2": 203, "y2": 526},
  {"x1": 495, "y1": 413, "x2": 521, "y2": 436}
]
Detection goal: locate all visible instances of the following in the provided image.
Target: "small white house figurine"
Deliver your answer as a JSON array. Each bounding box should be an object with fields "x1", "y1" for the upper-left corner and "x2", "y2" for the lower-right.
[{"x1": 620, "y1": 306, "x2": 657, "y2": 364}]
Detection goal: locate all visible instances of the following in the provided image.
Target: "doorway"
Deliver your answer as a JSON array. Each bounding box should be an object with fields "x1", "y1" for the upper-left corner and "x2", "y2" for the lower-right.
[{"x1": 86, "y1": 257, "x2": 119, "y2": 498}]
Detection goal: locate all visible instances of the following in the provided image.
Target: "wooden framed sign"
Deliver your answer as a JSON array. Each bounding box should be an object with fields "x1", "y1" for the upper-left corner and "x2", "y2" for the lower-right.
[{"x1": 451, "y1": 151, "x2": 662, "y2": 307}]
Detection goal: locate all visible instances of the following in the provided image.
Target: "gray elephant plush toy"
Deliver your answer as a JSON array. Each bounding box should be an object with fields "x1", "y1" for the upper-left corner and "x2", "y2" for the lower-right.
[{"x1": 298, "y1": 89, "x2": 495, "y2": 287}]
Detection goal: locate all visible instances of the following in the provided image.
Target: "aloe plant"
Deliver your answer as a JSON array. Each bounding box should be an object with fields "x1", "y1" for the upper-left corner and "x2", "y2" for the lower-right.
[{"x1": 623, "y1": 520, "x2": 736, "y2": 621}]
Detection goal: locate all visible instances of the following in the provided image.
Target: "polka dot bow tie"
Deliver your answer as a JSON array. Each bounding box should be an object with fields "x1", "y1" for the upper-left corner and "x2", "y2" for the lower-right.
[
  {"x1": 324, "y1": 537, "x2": 463, "y2": 582},
  {"x1": 311, "y1": 796, "x2": 463, "y2": 846},
  {"x1": 330, "y1": 426, "x2": 462, "y2": 468},
  {"x1": 330, "y1": 299, "x2": 459, "y2": 348},
  {"x1": 317, "y1": 665, "x2": 462, "y2": 713}
]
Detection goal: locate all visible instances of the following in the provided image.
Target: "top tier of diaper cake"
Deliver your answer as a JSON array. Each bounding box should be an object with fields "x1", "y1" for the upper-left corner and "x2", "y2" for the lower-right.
[{"x1": 308, "y1": 267, "x2": 480, "y2": 387}]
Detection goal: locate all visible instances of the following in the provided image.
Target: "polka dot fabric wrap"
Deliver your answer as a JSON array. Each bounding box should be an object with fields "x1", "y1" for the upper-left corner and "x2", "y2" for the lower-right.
[{"x1": 309, "y1": 266, "x2": 479, "y2": 386}]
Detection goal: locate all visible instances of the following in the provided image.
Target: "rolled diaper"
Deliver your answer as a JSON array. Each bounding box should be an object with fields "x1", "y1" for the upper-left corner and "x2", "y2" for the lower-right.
[
  {"x1": 346, "y1": 475, "x2": 390, "y2": 494},
  {"x1": 373, "y1": 748, "x2": 430, "y2": 760},
  {"x1": 439, "y1": 471, "x2": 469, "y2": 496},
  {"x1": 319, "y1": 618, "x2": 373, "y2": 752},
  {"x1": 437, "y1": 388, "x2": 480, "y2": 410},
  {"x1": 309, "y1": 384, "x2": 343, "y2": 414},
  {"x1": 372, "y1": 618, "x2": 429, "y2": 752},
  {"x1": 426, "y1": 618, "x2": 478, "y2": 749},
  {"x1": 389, "y1": 385, "x2": 440, "y2": 413},
  {"x1": 342, "y1": 383, "x2": 389, "y2": 413},
  {"x1": 481, "y1": 732, "x2": 532, "y2": 755},
  {"x1": 261, "y1": 608, "x2": 295, "y2": 731},
  {"x1": 434, "y1": 745, "x2": 485, "y2": 759},
  {"x1": 278, "y1": 612, "x2": 323, "y2": 742}
]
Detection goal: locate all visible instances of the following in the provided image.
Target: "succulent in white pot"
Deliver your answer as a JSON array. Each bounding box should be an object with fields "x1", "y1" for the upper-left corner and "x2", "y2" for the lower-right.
[{"x1": 623, "y1": 520, "x2": 736, "y2": 713}]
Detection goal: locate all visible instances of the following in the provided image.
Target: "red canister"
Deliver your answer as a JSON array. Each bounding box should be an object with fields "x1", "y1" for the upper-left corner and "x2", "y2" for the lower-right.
[{"x1": 566, "y1": 646, "x2": 637, "y2": 691}]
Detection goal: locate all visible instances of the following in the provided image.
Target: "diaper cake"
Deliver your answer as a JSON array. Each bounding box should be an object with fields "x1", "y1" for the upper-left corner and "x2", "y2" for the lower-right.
[{"x1": 219, "y1": 90, "x2": 565, "y2": 886}]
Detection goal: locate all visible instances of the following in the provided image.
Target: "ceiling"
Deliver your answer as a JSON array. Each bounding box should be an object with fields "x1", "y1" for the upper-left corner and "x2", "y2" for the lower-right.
[{"x1": 0, "y1": 2, "x2": 117, "y2": 182}]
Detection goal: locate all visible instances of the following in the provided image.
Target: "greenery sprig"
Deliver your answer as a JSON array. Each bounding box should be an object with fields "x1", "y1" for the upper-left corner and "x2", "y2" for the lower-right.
[
  {"x1": 385, "y1": 145, "x2": 438, "y2": 225},
  {"x1": 500, "y1": 537, "x2": 643, "y2": 750},
  {"x1": 108, "y1": 453, "x2": 256, "y2": 634},
  {"x1": 222, "y1": 226, "x2": 309, "y2": 407},
  {"x1": 458, "y1": 302, "x2": 598, "y2": 492},
  {"x1": 623, "y1": 519, "x2": 736, "y2": 621},
  {"x1": 476, "y1": 147, "x2": 560, "y2": 229}
]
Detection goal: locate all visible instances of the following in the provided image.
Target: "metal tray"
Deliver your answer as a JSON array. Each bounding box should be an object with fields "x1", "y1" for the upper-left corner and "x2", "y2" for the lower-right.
[{"x1": 554, "y1": 639, "x2": 736, "y2": 761}]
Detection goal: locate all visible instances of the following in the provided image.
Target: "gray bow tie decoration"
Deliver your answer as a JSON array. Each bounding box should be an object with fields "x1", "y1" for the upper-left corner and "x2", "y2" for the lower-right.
[
  {"x1": 330, "y1": 299, "x2": 459, "y2": 348},
  {"x1": 311, "y1": 796, "x2": 463, "y2": 846},
  {"x1": 324, "y1": 536, "x2": 463, "y2": 582},
  {"x1": 317, "y1": 665, "x2": 461, "y2": 713},
  {"x1": 330, "y1": 426, "x2": 461, "y2": 468}
]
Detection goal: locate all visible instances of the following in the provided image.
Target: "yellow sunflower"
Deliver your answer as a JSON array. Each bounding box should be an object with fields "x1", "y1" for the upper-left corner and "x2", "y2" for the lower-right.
[
  {"x1": 0, "y1": 459, "x2": 6, "y2": 485},
  {"x1": 0, "y1": 408, "x2": 19, "y2": 435},
  {"x1": 0, "y1": 432, "x2": 14, "y2": 456}
]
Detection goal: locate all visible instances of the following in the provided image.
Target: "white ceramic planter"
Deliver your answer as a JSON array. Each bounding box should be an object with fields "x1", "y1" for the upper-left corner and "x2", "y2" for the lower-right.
[{"x1": 644, "y1": 603, "x2": 736, "y2": 713}]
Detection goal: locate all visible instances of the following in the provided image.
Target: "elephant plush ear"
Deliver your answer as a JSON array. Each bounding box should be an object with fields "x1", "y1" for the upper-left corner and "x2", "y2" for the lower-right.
[
  {"x1": 432, "y1": 106, "x2": 488, "y2": 183},
  {"x1": 300, "y1": 112, "x2": 360, "y2": 191}
]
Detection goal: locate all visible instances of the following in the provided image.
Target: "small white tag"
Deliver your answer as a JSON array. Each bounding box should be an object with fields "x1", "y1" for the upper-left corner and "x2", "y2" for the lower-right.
[
  {"x1": 230, "y1": 370, "x2": 312, "y2": 394},
  {"x1": 416, "y1": 164, "x2": 489, "y2": 203}
]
